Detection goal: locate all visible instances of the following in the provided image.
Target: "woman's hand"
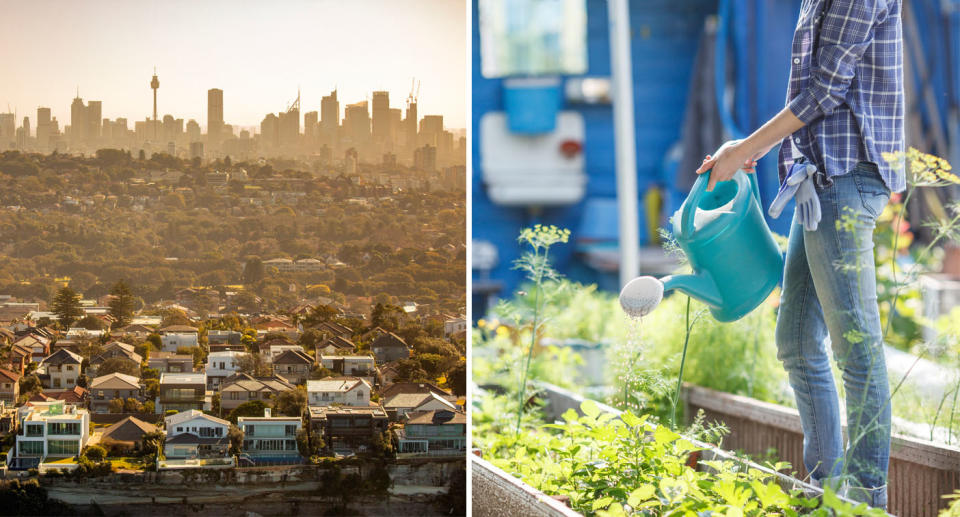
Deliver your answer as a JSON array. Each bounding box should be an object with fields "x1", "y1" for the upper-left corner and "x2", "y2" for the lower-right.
[{"x1": 695, "y1": 140, "x2": 757, "y2": 192}]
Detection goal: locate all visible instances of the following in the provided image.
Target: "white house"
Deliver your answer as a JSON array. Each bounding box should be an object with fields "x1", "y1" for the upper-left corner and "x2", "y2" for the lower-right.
[
  {"x1": 267, "y1": 344, "x2": 302, "y2": 362},
  {"x1": 237, "y1": 408, "x2": 302, "y2": 459},
  {"x1": 318, "y1": 355, "x2": 376, "y2": 383},
  {"x1": 13, "y1": 401, "x2": 90, "y2": 469},
  {"x1": 163, "y1": 409, "x2": 230, "y2": 459},
  {"x1": 204, "y1": 351, "x2": 244, "y2": 389},
  {"x1": 444, "y1": 316, "x2": 467, "y2": 337},
  {"x1": 39, "y1": 349, "x2": 83, "y2": 390},
  {"x1": 306, "y1": 377, "x2": 371, "y2": 407},
  {"x1": 159, "y1": 325, "x2": 200, "y2": 352}
]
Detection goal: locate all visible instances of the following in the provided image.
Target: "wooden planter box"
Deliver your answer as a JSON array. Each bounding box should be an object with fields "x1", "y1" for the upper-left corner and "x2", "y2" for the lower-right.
[
  {"x1": 472, "y1": 383, "x2": 826, "y2": 517},
  {"x1": 686, "y1": 383, "x2": 960, "y2": 517}
]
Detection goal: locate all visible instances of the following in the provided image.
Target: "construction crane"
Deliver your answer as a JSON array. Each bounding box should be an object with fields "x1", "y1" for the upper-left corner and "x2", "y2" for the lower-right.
[
  {"x1": 286, "y1": 88, "x2": 300, "y2": 113},
  {"x1": 406, "y1": 78, "x2": 420, "y2": 109}
]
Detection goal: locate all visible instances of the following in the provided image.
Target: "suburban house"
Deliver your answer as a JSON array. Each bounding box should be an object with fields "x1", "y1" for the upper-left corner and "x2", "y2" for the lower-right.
[
  {"x1": 312, "y1": 321, "x2": 353, "y2": 340},
  {"x1": 7, "y1": 345, "x2": 29, "y2": 375},
  {"x1": 204, "y1": 350, "x2": 244, "y2": 389},
  {"x1": 14, "y1": 333, "x2": 51, "y2": 362},
  {"x1": 158, "y1": 325, "x2": 199, "y2": 352},
  {"x1": 89, "y1": 341, "x2": 143, "y2": 377},
  {"x1": 308, "y1": 405, "x2": 389, "y2": 454},
  {"x1": 237, "y1": 408, "x2": 302, "y2": 461},
  {"x1": 99, "y1": 416, "x2": 158, "y2": 454},
  {"x1": 219, "y1": 373, "x2": 294, "y2": 412},
  {"x1": 29, "y1": 386, "x2": 88, "y2": 405},
  {"x1": 383, "y1": 391, "x2": 459, "y2": 421},
  {"x1": 0, "y1": 368, "x2": 21, "y2": 404},
  {"x1": 12, "y1": 401, "x2": 90, "y2": 470},
  {"x1": 207, "y1": 330, "x2": 242, "y2": 346},
  {"x1": 163, "y1": 410, "x2": 230, "y2": 459},
  {"x1": 306, "y1": 377, "x2": 371, "y2": 407},
  {"x1": 156, "y1": 372, "x2": 209, "y2": 413},
  {"x1": 39, "y1": 349, "x2": 83, "y2": 389},
  {"x1": 272, "y1": 349, "x2": 313, "y2": 385},
  {"x1": 377, "y1": 362, "x2": 401, "y2": 385},
  {"x1": 266, "y1": 343, "x2": 302, "y2": 362},
  {"x1": 89, "y1": 373, "x2": 142, "y2": 413},
  {"x1": 147, "y1": 352, "x2": 194, "y2": 374},
  {"x1": 395, "y1": 410, "x2": 466, "y2": 456},
  {"x1": 380, "y1": 381, "x2": 452, "y2": 401},
  {"x1": 316, "y1": 335, "x2": 357, "y2": 355},
  {"x1": 371, "y1": 332, "x2": 411, "y2": 364},
  {"x1": 444, "y1": 316, "x2": 467, "y2": 338},
  {"x1": 319, "y1": 355, "x2": 375, "y2": 382},
  {"x1": 257, "y1": 337, "x2": 295, "y2": 357},
  {"x1": 116, "y1": 323, "x2": 155, "y2": 341}
]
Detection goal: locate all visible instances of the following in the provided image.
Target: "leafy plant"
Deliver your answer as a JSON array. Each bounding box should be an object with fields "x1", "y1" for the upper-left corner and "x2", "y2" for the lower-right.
[{"x1": 485, "y1": 400, "x2": 884, "y2": 517}]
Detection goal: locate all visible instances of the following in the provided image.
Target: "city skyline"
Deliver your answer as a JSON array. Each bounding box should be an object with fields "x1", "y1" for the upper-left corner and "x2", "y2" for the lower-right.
[{"x1": 0, "y1": 0, "x2": 467, "y2": 129}]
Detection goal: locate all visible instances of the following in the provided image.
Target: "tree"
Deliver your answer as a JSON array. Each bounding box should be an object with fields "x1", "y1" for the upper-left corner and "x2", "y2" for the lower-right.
[
  {"x1": 242, "y1": 257, "x2": 265, "y2": 285},
  {"x1": 18, "y1": 375, "x2": 42, "y2": 402},
  {"x1": 296, "y1": 428, "x2": 323, "y2": 457},
  {"x1": 141, "y1": 430, "x2": 164, "y2": 456},
  {"x1": 145, "y1": 333, "x2": 162, "y2": 350},
  {"x1": 123, "y1": 398, "x2": 143, "y2": 412},
  {"x1": 108, "y1": 280, "x2": 136, "y2": 328},
  {"x1": 417, "y1": 353, "x2": 446, "y2": 378},
  {"x1": 142, "y1": 400, "x2": 155, "y2": 414},
  {"x1": 108, "y1": 398, "x2": 124, "y2": 413},
  {"x1": 227, "y1": 400, "x2": 268, "y2": 423},
  {"x1": 228, "y1": 425, "x2": 244, "y2": 455},
  {"x1": 446, "y1": 359, "x2": 466, "y2": 397},
  {"x1": 76, "y1": 315, "x2": 106, "y2": 331},
  {"x1": 393, "y1": 359, "x2": 429, "y2": 382},
  {"x1": 50, "y1": 287, "x2": 83, "y2": 328},
  {"x1": 237, "y1": 353, "x2": 272, "y2": 377},
  {"x1": 274, "y1": 386, "x2": 307, "y2": 417},
  {"x1": 96, "y1": 358, "x2": 140, "y2": 377},
  {"x1": 83, "y1": 445, "x2": 107, "y2": 462}
]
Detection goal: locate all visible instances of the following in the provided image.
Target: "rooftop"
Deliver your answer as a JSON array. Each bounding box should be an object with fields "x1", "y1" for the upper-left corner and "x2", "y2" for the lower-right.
[{"x1": 159, "y1": 372, "x2": 206, "y2": 384}]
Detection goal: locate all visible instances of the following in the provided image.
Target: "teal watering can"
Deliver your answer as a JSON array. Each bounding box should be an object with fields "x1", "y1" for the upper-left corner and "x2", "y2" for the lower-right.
[{"x1": 660, "y1": 168, "x2": 783, "y2": 322}]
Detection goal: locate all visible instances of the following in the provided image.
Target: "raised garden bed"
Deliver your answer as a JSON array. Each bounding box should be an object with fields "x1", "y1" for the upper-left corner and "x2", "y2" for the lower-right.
[
  {"x1": 473, "y1": 383, "x2": 843, "y2": 516},
  {"x1": 685, "y1": 383, "x2": 960, "y2": 517}
]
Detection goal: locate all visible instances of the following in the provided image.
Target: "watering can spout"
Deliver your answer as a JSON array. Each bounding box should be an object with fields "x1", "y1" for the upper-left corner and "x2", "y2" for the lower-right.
[{"x1": 662, "y1": 272, "x2": 723, "y2": 308}]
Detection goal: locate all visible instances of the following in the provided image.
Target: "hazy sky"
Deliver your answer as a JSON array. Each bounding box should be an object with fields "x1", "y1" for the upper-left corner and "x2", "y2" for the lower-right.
[{"x1": 0, "y1": 0, "x2": 467, "y2": 131}]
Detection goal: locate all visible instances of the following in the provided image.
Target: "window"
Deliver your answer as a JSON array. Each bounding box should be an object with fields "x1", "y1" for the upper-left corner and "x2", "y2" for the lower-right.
[
  {"x1": 285, "y1": 425, "x2": 297, "y2": 436},
  {"x1": 47, "y1": 439, "x2": 79, "y2": 455},
  {"x1": 229, "y1": 392, "x2": 240, "y2": 400},
  {"x1": 177, "y1": 426, "x2": 183, "y2": 433},
  {"x1": 47, "y1": 422, "x2": 80, "y2": 435},
  {"x1": 25, "y1": 424, "x2": 44, "y2": 437},
  {"x1": 478, "y1": 0, "x2": 587, "y2": 78},
  {"x1": 357, "y1": 390, "x2": 363, "y2": 400},
  {"x1": 66, "y1": 365, "x2": 74, "y2": 371},
  {"x1": 97, "y1": 391, "x2": 104, "y2": 399},
  {"x1": 18, "y1": 441, "x2": 43, "y2": 455}
]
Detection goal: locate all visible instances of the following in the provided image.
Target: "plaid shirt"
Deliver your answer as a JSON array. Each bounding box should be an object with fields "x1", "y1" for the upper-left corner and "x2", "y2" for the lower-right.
[{"x1": 778, "y1": 0, "x2": 905, "y2": 193}]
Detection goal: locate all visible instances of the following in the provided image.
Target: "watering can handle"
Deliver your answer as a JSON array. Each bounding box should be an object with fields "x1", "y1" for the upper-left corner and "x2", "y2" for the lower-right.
[{"x1": 680, "y1": 169, "x2": 762, "y2": 240}]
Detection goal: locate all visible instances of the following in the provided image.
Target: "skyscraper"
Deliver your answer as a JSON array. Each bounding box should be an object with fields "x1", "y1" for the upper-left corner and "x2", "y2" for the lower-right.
[
  {"x1": 208, "y1": 88, "x2": 224, "y2": 147},
  {"x1": 70, "y1": 95, "x2": 87, "y2": 144},
  {"x1": 87, "y1": 100, "x2": 102, "y2": 142},
  {"x1": 371, "y1": 90, "x2": 390, "y2": 148},
  {"x1": 304, "y1": 111, "x2": 318, "y2": 143},
  {"x1": 36, "y1": 107, "x2": 52, "y2": 150},
  {"x1": 344, "y1": 101, "x2": 370, "y2": 152},
  {"x1": 419, "y1": 115, "x2": 443, "y2": 146},
  {"x1": 320, "y1": 89, "x2": 339, "y2": 147},
  {"x1": 405, "y1": 98, "x2": 418, "y2": 151}
]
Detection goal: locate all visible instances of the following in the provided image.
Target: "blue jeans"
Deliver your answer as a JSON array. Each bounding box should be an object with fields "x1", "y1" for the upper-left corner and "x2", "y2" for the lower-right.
[{"x1": 775, "y1": 162, "x2": 892, "y2": 508}]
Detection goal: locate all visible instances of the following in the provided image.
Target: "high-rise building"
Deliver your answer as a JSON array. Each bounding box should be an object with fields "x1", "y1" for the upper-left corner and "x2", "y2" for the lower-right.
[
  {"x1": 36, "y1": 107, "x2": 52, "y2": 150},
  {"x1": 0, "y1": 113, "x2": 16, "y2": 150},
  {"x1": 389, "y1": 108, "x2": 402, "y2": 147},
  {"x1": 87, "y1": 100, "x2": 102, "y2": 141},
  {"x1": 419, "y1": 115, "x2": 444, "y2": 146},
  {"x1": 186, "y1": 119, "x2": 201, "y2": 142},
  {"x1": 320, "y1": 89, "x2": 339, "y2": 147},
  {"x1": 405, "y1": 100, "x2": 418, "y2": 151},
  {"x1": 304, "y1": 111, "x2": 318, "y2": 143},
  {"x1": 16, "y1": 117, "x2": 30, "y2": 149},
  {"x1": 70, "y1": 96, "x2": 87, "y2": 145},
  {"x1": 208, "y1": 88, "x2": 224, "y2": 146},
  {"x1": 278, "y1": 93, "x2": 300, "y2": 149},
  {"x1": 371, "y1": 90, "x2": 390, "y2": 148},
  {"x1": 260, "y1": 113, "x2": 279, "y2": 149},
  {"x1": 344, "y1": 101, "x2": 370, "y2": 152}
]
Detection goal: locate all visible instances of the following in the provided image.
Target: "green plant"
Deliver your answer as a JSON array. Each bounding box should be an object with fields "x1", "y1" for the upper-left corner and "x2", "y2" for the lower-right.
[{"x1": 485, "y1": 400, "x2": 884, "y2": 517}]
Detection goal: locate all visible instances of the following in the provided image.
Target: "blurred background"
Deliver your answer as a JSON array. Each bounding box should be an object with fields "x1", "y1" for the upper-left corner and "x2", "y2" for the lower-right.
[{"x1": 470, "y1": 0, "x2": 960, "y2": 318}]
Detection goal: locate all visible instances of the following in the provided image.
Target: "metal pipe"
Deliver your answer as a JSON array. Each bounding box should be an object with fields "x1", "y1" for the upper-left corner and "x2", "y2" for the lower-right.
[{"x1": 607, "y1": 0, "x2": 639, "y2": 287}]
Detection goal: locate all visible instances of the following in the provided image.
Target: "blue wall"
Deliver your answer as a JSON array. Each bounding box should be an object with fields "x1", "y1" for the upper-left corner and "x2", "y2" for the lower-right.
[{"x1": 472, "y1": 0, "x2": 960, "y2": 305}]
